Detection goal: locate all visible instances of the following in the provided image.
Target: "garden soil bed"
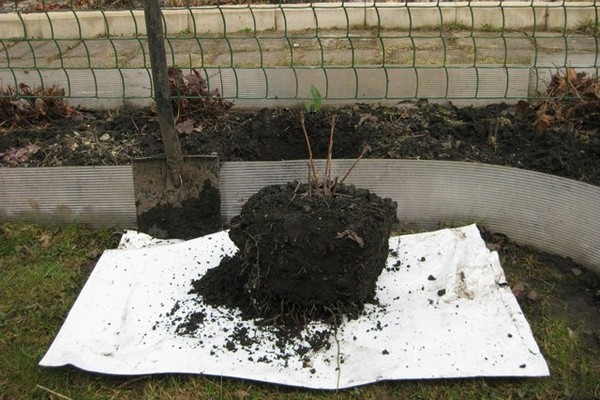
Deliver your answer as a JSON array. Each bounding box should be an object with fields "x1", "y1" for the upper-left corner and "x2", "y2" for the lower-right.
[
  {"x1": 1, "y1": 101, "x2": 599, "y2": 358},
  {"x1": 1, "y1": 102, "x2": 599, "y2": 185}
]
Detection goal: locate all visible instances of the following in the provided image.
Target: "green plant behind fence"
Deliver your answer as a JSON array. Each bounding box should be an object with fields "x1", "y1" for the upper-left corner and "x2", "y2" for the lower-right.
[{"x1": 0, "y1": 1, "x2": 598, "y2": 105}]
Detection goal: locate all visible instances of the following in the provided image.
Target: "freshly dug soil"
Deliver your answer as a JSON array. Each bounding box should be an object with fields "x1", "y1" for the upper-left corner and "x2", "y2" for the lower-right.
[
  {"x1": 193, "y1": 182, "x2": 398, "y2": 327},
  {"x1": 2, "y1": 103, "x2": 600, "y2": 186}
]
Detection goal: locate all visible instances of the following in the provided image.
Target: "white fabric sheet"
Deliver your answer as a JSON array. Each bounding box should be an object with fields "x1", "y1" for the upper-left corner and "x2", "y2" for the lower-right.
[{"x1": 40, "y1": 224, "x2": 548, "y2": 389}]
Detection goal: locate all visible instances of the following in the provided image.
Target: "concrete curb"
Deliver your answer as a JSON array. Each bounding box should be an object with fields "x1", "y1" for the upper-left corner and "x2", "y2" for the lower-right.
[
  {"x1": 1, "y1": 160, "x2": 599, "y2": 273},
  {"x1": 0, "y1": 65, "x2": 536, "y2": 109},
  {"x1": 0, "y1": 2, "x2": 597, "y2": 40}
]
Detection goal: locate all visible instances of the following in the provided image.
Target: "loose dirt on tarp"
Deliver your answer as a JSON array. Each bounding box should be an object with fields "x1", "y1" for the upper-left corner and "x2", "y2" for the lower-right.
[
  {"x1": 164, "y1": 224, "x2": 600, "y2": 363},
  {"x1": 168, "y1": 181, "x2": 397, "y2": 356}
]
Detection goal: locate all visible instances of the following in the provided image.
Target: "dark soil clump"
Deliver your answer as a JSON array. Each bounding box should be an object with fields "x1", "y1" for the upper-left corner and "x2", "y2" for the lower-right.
[
  {"x1": 136, "y1": 180, "x2": 222, "y2": 239},
  {"x1": 191, "y1": 181, "x2": 397, "y2": 329}
]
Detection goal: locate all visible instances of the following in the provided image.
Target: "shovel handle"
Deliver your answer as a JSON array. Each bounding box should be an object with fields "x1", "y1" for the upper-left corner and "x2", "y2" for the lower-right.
[{"x1": 143, "y1": 0, "x2": 184, "y2": 185}]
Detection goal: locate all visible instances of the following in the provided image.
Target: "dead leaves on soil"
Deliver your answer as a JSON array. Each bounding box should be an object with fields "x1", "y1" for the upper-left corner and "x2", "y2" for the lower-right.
[
  {"x1": 0, "y1": 83, "x2": 77, "y2": 129},
  {"x1": 530, "y1": 68, "x2": 600, "y2": 136},
  {"x1": 0, "y1": 143, "x2": 41, "y2": 165},
  {"x1": 166, "y1": 67, "x2": 233, "y2": 133}
]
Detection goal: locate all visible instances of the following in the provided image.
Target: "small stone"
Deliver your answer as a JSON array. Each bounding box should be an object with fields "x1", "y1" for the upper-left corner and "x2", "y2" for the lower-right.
[
  {"x1": 85, "y1": 249, "x2": 101, "y2": 259},
  {"x1": 99, "y1": 133, "x2": 111, "y2": 142},
  {"x1": 437, "y1": 288, "x2": 446, "y2": 297},
  {"x1": 232, "y1": 389, "x2": 249, "y2": 400},
  {"x1": 442, "y1": 140, "x2": 453, "y2": 150},
  {"x1": 526, "y1": 289, "x2": 540, "y2": 301},
  {"x1": 486, "y1": 242, "x2": 502, "y2": 252},
  {"x1": 427, "y1": 275, "x2": 436, "y2": 281},
  {"x1": 396, "y1": 101, "x2": 417, "y2": 111},
  {"x1": 571, "y1": 268, "x2": 582, "y2": 277}
]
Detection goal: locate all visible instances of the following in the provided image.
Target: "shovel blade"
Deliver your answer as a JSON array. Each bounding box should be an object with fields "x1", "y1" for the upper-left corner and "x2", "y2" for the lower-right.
[{"x1": 132, "y1": 155, "x2": 221, "y2": 239}]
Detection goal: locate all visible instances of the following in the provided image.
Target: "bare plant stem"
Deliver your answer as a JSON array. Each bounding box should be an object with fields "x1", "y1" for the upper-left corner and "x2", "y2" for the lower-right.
[
  {"x1": 299, "y1": 111, "x2": 319, "y2": 188},
  {"x1": 324, "y1": 115, "x2": 337, "y2": 195},
  {"x1": 307, "y1": 163, "x2": 312, "y2": 196},
  {"x1": 289, "y1": 180, "x2": 302, "y2": 204},
  {"x1": 339, "y1": 145, "x2": 371, "y2": 186},
  {"x1": 35, "y1": 385, "x2": 73, "y2": 400},
  {"x1": 300, "y1": 112, "x2": 363, "y2": 195}
]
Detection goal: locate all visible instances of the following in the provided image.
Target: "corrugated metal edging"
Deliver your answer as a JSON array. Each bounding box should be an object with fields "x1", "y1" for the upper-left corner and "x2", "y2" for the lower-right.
[
  {"x1": 220, "y1": 160, "x2": 600, "y2": 274},
  {"x1": 0, "y1": 166, "x2": 137, "y2": 229},
  {"x1": 1, "y1": 161, "x2": 599, "y2": 273}
]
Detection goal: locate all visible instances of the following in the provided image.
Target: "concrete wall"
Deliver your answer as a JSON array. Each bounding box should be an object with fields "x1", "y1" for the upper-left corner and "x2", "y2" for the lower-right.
[{"x1": 0, "y1": 2, "x2": 597, "y2": 40}]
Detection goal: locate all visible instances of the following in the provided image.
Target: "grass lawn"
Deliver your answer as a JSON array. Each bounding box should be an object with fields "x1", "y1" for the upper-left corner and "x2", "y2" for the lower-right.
[{"x1": 1, "y1": 222, "x2": 598, "y2": 399}]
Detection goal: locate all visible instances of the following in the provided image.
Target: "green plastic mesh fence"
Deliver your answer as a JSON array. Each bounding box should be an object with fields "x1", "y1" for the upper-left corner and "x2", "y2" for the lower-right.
[{"x1": 0, "y1": 1, "x2": 598, "y2": 106}]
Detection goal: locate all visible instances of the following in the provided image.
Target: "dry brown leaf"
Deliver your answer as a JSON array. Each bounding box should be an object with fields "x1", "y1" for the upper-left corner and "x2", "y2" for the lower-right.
[
  {"x1": 175, "y1": 119, "x2": 194, "y2": 134},
  {"x1": 512, "y1": 282, "x2": 526, "y2": 298},
  {"x1": 39, "y1": 233, "x2": 52, "y2": 248},
  {"x1": 358, "y1": 114, "x2": 378, "y2": 126},
  {"x1": 567, "y1": 66, "x2": 577, "y2": 83},
  {"x1": 534, "y1": 112, "x2": 553, "y2": 134},
  {"x1": 335, "y1": 229, "x2": 365, "y2": 248},
  {"x1": 487, "y1": 134, "x2": 497, "y2": 151},
  {"x1": 515, "y1": 100, "x2": 530, "y2": 115}
]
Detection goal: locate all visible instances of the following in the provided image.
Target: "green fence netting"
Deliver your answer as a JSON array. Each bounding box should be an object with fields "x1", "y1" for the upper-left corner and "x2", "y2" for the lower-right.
[{"x1": 0, "y1": 1, "x2": 598, "y2": 105}]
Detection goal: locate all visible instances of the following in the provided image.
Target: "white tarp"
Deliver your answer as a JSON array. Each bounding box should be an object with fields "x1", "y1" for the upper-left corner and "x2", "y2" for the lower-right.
[{"x1": 40, "y1": 224, "x2": 549, "y2": 389}]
